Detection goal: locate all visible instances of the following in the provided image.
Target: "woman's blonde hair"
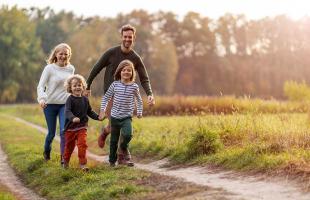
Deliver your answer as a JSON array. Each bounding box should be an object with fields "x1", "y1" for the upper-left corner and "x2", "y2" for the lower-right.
[
  {"x1": 46, "y1": 43, "x2": 72, "y2": 64},
  {"x1": 114, "y1": 60, "x2": 136, "y2": 82},
  {"x1": 64, "y1": 74, "x2": 87, "y2": 93}
]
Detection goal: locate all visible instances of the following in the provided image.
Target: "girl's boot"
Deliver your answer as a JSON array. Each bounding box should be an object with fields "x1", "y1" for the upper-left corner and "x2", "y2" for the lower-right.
[{"x1": 118, "y1": 153, "x2": 134, "y2": 167}]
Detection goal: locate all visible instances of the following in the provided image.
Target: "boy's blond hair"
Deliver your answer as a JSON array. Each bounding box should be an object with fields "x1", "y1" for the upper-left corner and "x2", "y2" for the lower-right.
[
  {"x1": 64, "y1": 74, "x2": 87, "y2": 93},
  {"x1": 47, "y1": 43, "x2": 72, "y2": 64},
  {"x1": 114, "y1": 60, "x2": 136, "y2": 82}
]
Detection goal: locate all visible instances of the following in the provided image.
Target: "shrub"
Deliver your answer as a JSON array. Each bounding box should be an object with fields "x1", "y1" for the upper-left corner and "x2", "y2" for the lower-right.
[
  {"x1": 284, "y1": 81, "x2": 310, "y2": 101},
  {"x1": 185, "y1": 127, "x2": 223, "y2": 159}
]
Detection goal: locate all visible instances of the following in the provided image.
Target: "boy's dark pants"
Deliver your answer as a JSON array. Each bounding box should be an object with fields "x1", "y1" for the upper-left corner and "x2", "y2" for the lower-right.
[{"x1": 109, "y1": 117, "x2": 132, "y2": 164}]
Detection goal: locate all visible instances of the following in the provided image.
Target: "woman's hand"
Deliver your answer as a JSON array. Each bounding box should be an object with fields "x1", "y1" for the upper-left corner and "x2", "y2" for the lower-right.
[{"x1": 39, "y1": 100, "x2": 47, "y2": 108}]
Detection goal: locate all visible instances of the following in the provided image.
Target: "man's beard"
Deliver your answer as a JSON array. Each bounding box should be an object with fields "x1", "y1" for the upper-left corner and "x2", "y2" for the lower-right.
[{"x1": 123, "y1": 41, "x2": 132, "y2": 49}]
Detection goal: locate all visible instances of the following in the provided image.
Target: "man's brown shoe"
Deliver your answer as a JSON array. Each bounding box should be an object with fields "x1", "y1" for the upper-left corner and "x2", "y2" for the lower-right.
[{"x1": 98, "y1": 127, "x2": 110, "y2": 148}]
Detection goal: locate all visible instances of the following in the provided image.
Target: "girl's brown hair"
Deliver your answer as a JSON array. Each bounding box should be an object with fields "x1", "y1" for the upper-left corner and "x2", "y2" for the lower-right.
[
  {"x1": 64, "y1": 74, "x2": 87, "y2": 93},
  {"x1": 114, "y1": 60, "x2": 136, "y2": 82},
  {"x1": 46, "y1": 43, "x2": 72, "y2": 64}
]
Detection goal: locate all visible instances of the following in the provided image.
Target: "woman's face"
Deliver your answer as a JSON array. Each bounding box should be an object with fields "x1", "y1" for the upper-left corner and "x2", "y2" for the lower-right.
[{"x1": 56, "y1": 47, "x2": 70, "y2": 66}]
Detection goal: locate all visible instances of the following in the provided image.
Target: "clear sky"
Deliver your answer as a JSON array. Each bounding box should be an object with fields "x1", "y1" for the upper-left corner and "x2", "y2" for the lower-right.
[{"x1": 1, "y1": 0, "x2": 309, "y2": 20}]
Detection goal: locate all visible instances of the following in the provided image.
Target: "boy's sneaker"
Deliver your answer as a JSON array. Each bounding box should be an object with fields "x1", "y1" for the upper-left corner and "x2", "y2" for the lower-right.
[
  {"x1": 98, "y1": 127, "x2": 110, "y2": 148},
  {"x1": 62, "y1": 162, "x2": 69, "y2": 169},
  {"x1": 109, "y1": 162, "x2": 116, "y2": 167},
  {"x1": 43, "y1": 151, "x2": 50, "y2": 161},
  {"x1": 80, "y1": 164, "x2": 89, "y2": 172}
]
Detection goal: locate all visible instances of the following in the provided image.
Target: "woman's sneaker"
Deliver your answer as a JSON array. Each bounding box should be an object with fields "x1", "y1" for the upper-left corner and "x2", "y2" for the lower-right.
[{"x1": 43, "y1": 151, "x2": 50, "y2": 161}]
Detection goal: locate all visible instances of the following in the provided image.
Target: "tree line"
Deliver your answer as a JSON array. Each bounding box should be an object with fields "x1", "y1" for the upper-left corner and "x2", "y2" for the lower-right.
[{"x1": 1, "y1": 5, "x2": 310, "y2": 103}]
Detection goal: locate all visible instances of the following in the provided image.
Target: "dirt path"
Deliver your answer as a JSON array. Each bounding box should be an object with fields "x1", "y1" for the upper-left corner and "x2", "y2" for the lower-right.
[
  {"x1": 13, "y1": 116, "x2": 310, "y2": 200},
  {"x1": 0, "y1": 145, "x2": 46, "y2": 200}
]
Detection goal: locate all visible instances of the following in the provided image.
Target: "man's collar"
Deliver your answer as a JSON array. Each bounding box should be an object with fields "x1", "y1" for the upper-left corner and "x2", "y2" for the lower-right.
[{"x1": 121, "y1": 44, "x2": 132, "y2": 53}]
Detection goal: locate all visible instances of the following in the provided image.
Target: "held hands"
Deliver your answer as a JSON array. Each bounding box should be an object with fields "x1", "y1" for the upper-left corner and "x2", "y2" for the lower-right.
[
  {"x1": 39, "y1": 100, "x2": 47, "y2": 109},
  {"x1": 98, "y1": 111, "x2": 107, "y2": 121},
  {"x1": 147, "y1": 95, "x2": 155, "y2": 106},
  {"x1": 72, "y1": 117, "x2": 80, "y2": 123}
]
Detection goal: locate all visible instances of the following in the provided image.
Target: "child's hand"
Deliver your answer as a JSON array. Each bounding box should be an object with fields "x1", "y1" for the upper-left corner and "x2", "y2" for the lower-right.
[
  {"x1": 98, "y1": 116, "x2": 105, "y2": 121},
  {"x1": 99, "y1": 111, "x2": 106, "y2": 121},
  {"x1": 73, "y1": 117, "x2": 80, "y2": 123},
  {"x1": 137, "y1": 114, "x2": 142, "y2": 118}
]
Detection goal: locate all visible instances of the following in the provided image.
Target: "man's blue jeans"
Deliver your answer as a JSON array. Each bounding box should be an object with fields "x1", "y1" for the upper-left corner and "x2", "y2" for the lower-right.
[{"x1": 43, "y1": 104, "x2": 65, "y2": 156}]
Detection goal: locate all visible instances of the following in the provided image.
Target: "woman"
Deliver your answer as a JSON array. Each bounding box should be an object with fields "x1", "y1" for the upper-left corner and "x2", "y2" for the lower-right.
[{"x1": 37, "y1": 43, "x2": 75, "y2": 164}]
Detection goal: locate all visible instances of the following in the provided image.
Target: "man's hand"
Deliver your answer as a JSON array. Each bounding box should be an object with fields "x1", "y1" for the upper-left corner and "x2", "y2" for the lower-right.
[
  {"x1": 83, "y1": 89, "x2": 91, "y2": 97},
  {"x1": 137, "y1": 114, "x2": 142, "y2": 118},
  {"x1": 39, "y1": 100, "x2": 47, "y2": 109},
  {"x1": 147, "y1": 95, "x2": 155, "y2": 106},
  {"x1": 73, "y1": 117, "x2": 80, "y2": 123}
]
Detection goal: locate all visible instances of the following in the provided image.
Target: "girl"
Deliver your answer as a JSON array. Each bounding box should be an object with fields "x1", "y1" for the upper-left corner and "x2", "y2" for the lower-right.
[
  {"x1": 37, "y1": 43, "x2": 75, "y2": 164},
  {"x1": 63, "y1": 74, "x2": 101, "y2": 171},
  {"x1": 99, "y1": 59, "x2": 143, "y2": 167}
]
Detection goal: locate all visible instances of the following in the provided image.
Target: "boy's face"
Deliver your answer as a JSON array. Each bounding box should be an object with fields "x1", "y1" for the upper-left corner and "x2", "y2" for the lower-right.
[{"x1": 71, "y1": 79, "x2": 83, "y2": 97}]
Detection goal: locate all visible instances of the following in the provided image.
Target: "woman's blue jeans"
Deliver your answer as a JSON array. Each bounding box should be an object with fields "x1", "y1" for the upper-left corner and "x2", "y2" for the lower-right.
[{"x1": 43, "y1": 104, "x2": 65, "y2": 156}]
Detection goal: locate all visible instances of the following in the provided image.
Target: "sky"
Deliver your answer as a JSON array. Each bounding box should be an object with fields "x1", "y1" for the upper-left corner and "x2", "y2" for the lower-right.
[{"x1": 1, "y1": 0, "x2": 310, "y2": 20}]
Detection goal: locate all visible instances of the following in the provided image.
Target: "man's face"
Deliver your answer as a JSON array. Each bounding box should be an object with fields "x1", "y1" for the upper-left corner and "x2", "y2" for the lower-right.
[{"x1": 121, "y1": 30, "x2": 135, "y2": 49}]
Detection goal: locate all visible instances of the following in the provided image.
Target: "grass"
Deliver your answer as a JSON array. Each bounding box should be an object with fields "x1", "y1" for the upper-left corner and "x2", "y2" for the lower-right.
[
  {"x1": 1, "y1": 104, "x2": 309, "y2": 182},
  {"x1": 0, "y1": 109, "x2": 207, "y2": 199},
  {"x1": 0, "y1": 116, "x2": 154, "y2": 200},
  {"x1": 0, "y1": 193, "x2": 15, "y2": 200},
  {"x1": 90, "y1": 95, "x2": 310, "y2": 115},
  {"x1": 0, "y1": 184, "x2": 16, "y2": 200}
]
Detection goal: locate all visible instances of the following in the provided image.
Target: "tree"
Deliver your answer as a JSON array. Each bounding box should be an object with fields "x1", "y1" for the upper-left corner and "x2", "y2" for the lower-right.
[
  {"x1": 0, "y1": 6, "x2": 43, "y2": 103},
  {"x1": 30, "y1": 7, "x2": 80, "y2": 54},
  {"x1": 148, "y1": 36, "x2": 179, "y2": 95},
  {"x1": 68, "y1": 17, "x2": 119, "y2": 95}
]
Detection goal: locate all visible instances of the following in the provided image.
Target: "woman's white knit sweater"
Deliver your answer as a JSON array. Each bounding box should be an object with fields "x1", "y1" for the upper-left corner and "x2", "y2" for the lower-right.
[{"x1": 37, "y1": 63, "x2": 75, "y2": 104}]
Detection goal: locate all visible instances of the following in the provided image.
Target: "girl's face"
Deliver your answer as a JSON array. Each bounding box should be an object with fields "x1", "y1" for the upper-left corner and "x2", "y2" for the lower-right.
[
  {"x1": 71, "y1": 79, "x2": 84, "y2": 97},
  {"x1": 55, "y1": 47, "x2": 70, "y2": 66},
  {"x1": 121, "y1": 65, "x2": 133, "y2": 82}
]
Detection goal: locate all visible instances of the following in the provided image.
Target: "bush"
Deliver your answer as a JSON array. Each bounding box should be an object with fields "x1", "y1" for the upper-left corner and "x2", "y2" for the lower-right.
[
  {"x1": 284, "y1": 81, "x2": 310, "y2": 101},
  {"x1": 185, "y1": 127, "x2": 223, "y2": 159}
]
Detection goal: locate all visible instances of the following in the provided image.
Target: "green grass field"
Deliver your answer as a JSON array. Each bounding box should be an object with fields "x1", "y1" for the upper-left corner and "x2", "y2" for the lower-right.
[
  {"x1": 1, "y1": 103, "x2": 309, "y2": 184},
  {"x1": 0, "y1": 110, "x2": 207, "y2": 199}
]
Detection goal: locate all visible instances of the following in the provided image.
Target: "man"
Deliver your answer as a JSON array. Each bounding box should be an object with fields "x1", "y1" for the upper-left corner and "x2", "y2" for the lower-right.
[{"x1": 85, "y1": 24, "x2": 155, "y2": 164}]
